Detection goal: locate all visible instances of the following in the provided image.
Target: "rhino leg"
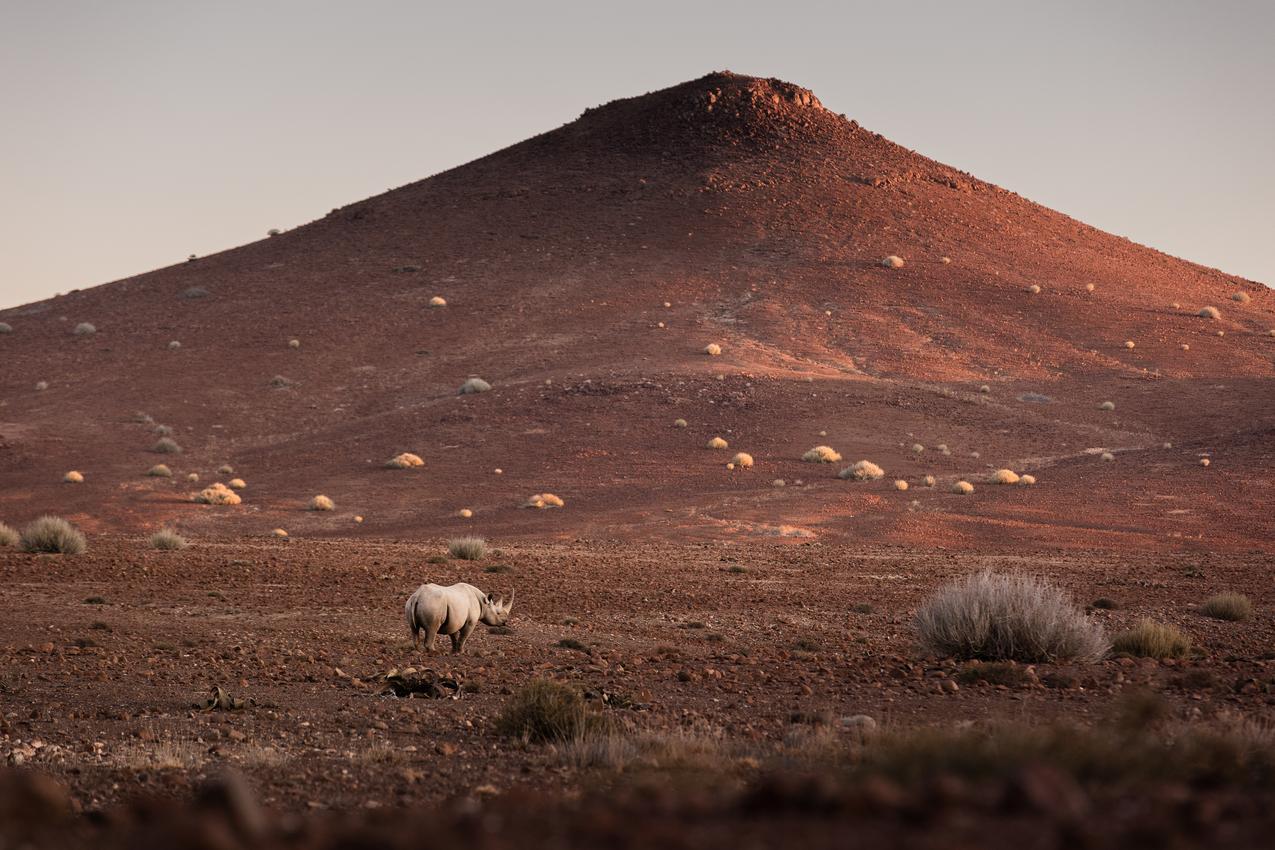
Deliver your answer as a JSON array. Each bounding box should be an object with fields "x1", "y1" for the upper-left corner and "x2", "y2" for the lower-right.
[
  {"x1": 421, "y1": 622, "x2": 441, "y2": 655},
  {"x1": 453, "y1": 621, "x2": 476, "y2": 654}
]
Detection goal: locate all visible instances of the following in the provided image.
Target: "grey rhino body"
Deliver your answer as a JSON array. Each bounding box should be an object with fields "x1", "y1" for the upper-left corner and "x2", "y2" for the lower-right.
[{"x1": 405, "y1": 582, "x2": 513, "y2": 654}]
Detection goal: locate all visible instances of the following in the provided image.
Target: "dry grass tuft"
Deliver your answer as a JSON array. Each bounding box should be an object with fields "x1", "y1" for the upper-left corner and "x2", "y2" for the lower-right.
[
  {"x1": 495, "y1": 679, "x2": 608, "y2": 744},
  {"x1": 0, "y1": 322, "x2": 12, "y2": 333},
  {"x1": 923, "y1": 475, "x2": 936, "y2": 487},
  {"x1": 1111, "y1": 619, "x2": 1191, "y2": 658},
  {"x1": 448, "y1": 536, "x2": 487, "y2": 560},
  {"x1": 674, "y1": 418, "x2": 688, "y2": 428},
  {"x1": 186, "y1": 472, "x2": 199, "y2": 483},
  {"x1": 309, "y1": 494, "x2": 335, "y2": 511},
  {"x1": 63, "y1": 470, "x2": 84, "y2": 484},
  {"x1": 1232, "y1": 291, "x2": 1251, "y2": 303},
  {"x1": 522, "y1": 493, "x2": 565, "y2": 509},
  {"x1": 730, "y1": 452, "x2": 754, "y2": 468},
  {"x1": 893, "y1": 479, "x2": 909, "y2": 491},
  {"x1": 911, "y1": 443, "x2": 925, "y2": 454},
  {"x1": 272, "y1": 528, "x2": 288, "y2": 538},
  {"x1": 152, "y1": 437, "x2": 182, "y2": 454},
  {"x1": 147, "y1": 464, "x2": 172, "y2": 478},
  {"x1": 1198, "y1": 306, "x2": 1221, "y2": 319},
  {"x1": 457, "y1": 508, "x2": 473, "y2": 518},
  {"x1": 1200, "y1": 593, "x2": 1252, "y2": 622},
  {"x1": 1200, "y1": 457, "x2": 1211, "y2": 467},
  {"x1": 0, "y1": 522, "x2": 20, "y2": 547},
  {"x1": 1026, "y1": 284, "x2": 1041, "y2": 294},
  {"x1": 1101, "y1": 452, "x2": 1115, "y2": 462},
  {"x1": 228, "y1": 478, "x2": 246, "y2": 490},
  {"x1": 1019, "y1": 474, "x2": 1037, "y2": 485},
  {"x1": 288, "y1": 338, "x2": 301, "y2": 349},
  {"x1": 915, "y1": 571, "x2": 1108, "y2": 662},
  {"x1": 951, "y1": 480, "x2": 974, "y2": 494},
  {"x1": 35, "y1": 380, "x2": 48, "y2": 391},
  {"x1": 1125, "y1": 340, "x2": 1136, "y2": 350},
  {"x1": 168, "y1": 340, "x2": 181, "y2": 350},
  {"x1": 218, "y1": 464, "x2": 234, "y2": 474},
  {"x1": 385, "y1": 452, "x2": 424, "y2": 469},
  {"x1": 458, "y1": 377, "x2": 491, "y2": 395},
  {"x1": 839, "y1": 460, "x2": 884, "y2": 481},
  {"x1": 703, "y1": 343, "x2": 722, "y2": 356},
  {"x1": 1099, "y1": 401, "x2": 1115, "y2": 411},
  {"x1": 706, "y1": 436, "x2": 729, "y2": 450},
  {"x1": 881, "y1": 255, "x2": 905, "y2": 269},
  {"x1": 992, "y1": 469, "x2": 1020, "y2": 485},
  {"x1": 429, "y1": 296, "x2": 446, "y2": 307},
  {"x1": 802, "y1": 445, "x2": 841, "y2": 463},
  {"x1": 194, "y1": 483, "x2": 241, "y2": 506},
  {"x1": 150, "y1": 529, "x2": 188, "y2": 550},
  {"x1": 73, "y1": 322, "x2": 96, "y2": 335},
  {"x1": 20, "y1": 516, "x2": 87, "y2": 555}
]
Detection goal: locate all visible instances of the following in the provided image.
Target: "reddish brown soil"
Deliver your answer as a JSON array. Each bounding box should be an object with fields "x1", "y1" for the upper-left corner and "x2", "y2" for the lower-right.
[
  {"x1": 1, "y1": 72, "x2": 1273, "y2": 846},
  {"x1": 1, "y1": 72, "x2": 1271, "y2": 550}
]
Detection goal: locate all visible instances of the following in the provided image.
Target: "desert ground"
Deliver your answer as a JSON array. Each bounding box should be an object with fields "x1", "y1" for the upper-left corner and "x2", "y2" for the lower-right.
[{"x1": 2, "y1": 72, "x2": 1274, "y2": 847}]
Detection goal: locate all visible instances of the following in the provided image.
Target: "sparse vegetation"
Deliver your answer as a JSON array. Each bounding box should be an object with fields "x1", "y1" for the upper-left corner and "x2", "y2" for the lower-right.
[
  {"x1": 309, "y1": 495, "x2": 335, "y2": 511},
  {"x1": 186, "y1": 472, "x2": 199, "y2": 483},
  {"x1": 385, "y1": 452, "x2": 424, "y2": 469},
  {"x1": 147, "y1": 464, "x2": 172, "y2": 478},
  {"x1": 1099, "y1": 401, "x2": 1115, "y2": 411},
  {"x1": 20, "y1": 516, "x2": 87, "y2": 555},
  {"x1": 35, "y1": 380, "x2": 48, "y2": 391},
  {"x1": 1233, "y1": 291, "x2": 1251, "y2": 303},
  {"x1": 457, "y1": 508, "x2": 473, "y2": 518},
  {"x1": 911, "y1": 443, "x2": 924, "y2": 454},
  {"x1": 1101, "y1": 452, "x2": 1115, "y2": 462},
  {"x1": 893, "y1": 479, "x2": 908, "y2": 491},
  {"x1": 459, "y1": 377, "x2": 491, "y2": 394},
  {"x1": 272, "y1": 528, "x2": 288, "y2": 538},
  {"x1": 1200, "y1": 593, "x2": 1252, "y2": 622},
  {"x1": 218, "y1": 464, "x2": 234, "y2": 474},
  {"x1": 523, "y1": 493, "x2": 565, "y2": 509},
  {"x1": 73, "y1": 322, "x2": 96, "y2": 335},
  {"x1": 228, "y1": 478, "x2": 246, "y2": 490},
  {"x1": 270, "y1": 375, "x2": 295, "y2": 389},
  {"x1": 448, "y1": 536, "x2": 487, "y2": 560},
  {"x1": 923, "y1": 475, "x2": 936, "y2": 487},
  {"x1": 168, "y1": 340, "x2": 181, "y2": 350},
  {"x1": 1111, "y1": 619, "x2": 1191, "y2": 658},
  {"x1": 955, "y1": 661, "x2": 1030, "y2": 687},
  {"x1": 703, "y1": 343, "x2": 722, "y2": 356},
  {"x1": 730, "y1": 452, "x2": 754, "y2": 468},
  {"x1": 802, "y1": 445, "x2": 841, "y2": 463},
  {"x1": 429, "y1": 296, "x2": 446, "y2": 307},
  {"x1": 63, "y1": 470, "x2": 84, "y2": 484},
  {"x1": 881, "y1": 255, "x2": 905, "y2": 269},
  {"x1": 1019, "y1": 474, "x2": 1037, "y2": 485},
  {"x1": 1125, "y1": 340, "x2": 1136, "y2": 349},
  {"x1": 951, "y1": 480, "x2": 974, "y2": 494},
  {"x1": 153, "y1": 437, "x2": 182, "y2": 454},
  {"x1": 288, "y1": 338, "x2": 301, "y2": 349},
  {"x1": 915, "y1": 571, "x2": 1108, "y2": 662},
  {"x1": 1198, "y1": 306, "x2": 1221, "y2": 319},
  {"x1": 0, "y1": 322, "x2": 12, "y2": 333},
  {"x1": 149, "y1": 529, "x2": 188, "y2": 550},
  {"x1": 1026, "y1": 284, "x2": 1041, "y2": 294},
  {"x1": 495, "y1": 679, "x2": 607, "y2": 744},
  {"x1": 839, "y1": 460, "x2": 884, "y2": 481},
  {"x1": 0, "y1": 522, "x2": 19, "y2": 547},
  {"x1": 707, "y1": 436, "x2": 728, "y2": 450},
  {"x1": 674, "y1": 418, "x2": 688, "y2": 428},
  {"x1": 991, "y1": 469, "x2": 1020, "y2": 485},
  {"x1": 194, "y1": 483, "x2": 241, "y2": 506}
]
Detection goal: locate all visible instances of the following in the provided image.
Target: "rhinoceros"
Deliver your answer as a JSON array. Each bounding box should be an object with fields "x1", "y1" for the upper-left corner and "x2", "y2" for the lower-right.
[{"x1": 404, "y1": 582, "x2": 513, "y2": 654}]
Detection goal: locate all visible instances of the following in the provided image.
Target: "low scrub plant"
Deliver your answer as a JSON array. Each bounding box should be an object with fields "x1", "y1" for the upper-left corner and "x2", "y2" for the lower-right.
[
  {"x1": 458, "y1": 377, "x2": 491, "y2": 394},
  {"x1": 495, "y1": 679, "x2": 609, "y2": 744},
  {"x1": 153, "y1": 437, "x2": 182, "y2": 454},
  {"x1": 448, "y1": 536, "x2": 487, "y2": 560},
  {"x1": 839, "y1": 460, "x2": 884, "y2": 481},
  {"x1": 309, "y1": 495, "x2": 335, "y2": 511},
  {"x1": 20, "y1": 516, "x2": 87, "y2": 554},
  {"x1": 386, "y1": 452, "x2": 424, "y2": 469},
  {"x1": 802, "y1": 445, "x2": 841, "y2": 463},
  {"x1": 150, "y1": 529, "x2": 188, "y2": 550},
  {"x1": 1111, "y1": 619, "x2": 1191, "y2": 658},
  {"x1": 1199, "y1": 593, "x2": 1252, "y2": 622}
]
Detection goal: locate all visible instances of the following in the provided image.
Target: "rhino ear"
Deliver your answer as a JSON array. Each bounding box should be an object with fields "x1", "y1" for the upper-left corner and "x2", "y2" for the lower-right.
[{"x1": 486, "y1": 592, "x2": 495, "y2": 604}]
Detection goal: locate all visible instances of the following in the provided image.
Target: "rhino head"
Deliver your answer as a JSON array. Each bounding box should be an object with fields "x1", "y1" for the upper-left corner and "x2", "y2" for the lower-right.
[{"x1": 481, "y1": 589, "x2": 514, "y2": 626}]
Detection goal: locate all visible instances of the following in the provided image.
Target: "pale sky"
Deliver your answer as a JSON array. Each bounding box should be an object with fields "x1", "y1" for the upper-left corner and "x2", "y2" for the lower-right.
[{"x1": 2, "y1": 1, "x2": 1272, "y2": 310}]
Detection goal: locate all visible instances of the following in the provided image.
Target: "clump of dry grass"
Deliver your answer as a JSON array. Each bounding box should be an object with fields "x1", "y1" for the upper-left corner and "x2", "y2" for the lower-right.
[
  {"x1": 270, "y1": 375, "x2": 295, "y2": 389},
  {"x1": 385, "y1": 452, "x2": 424, "y2": 469},
  {"x1": 35, "y1": 380, "x2": 48, "y2": 391},
  {"x1": 194, "y1": 483, "x2": 241, "y2": 506},
  {"x1": 1200, "y1": 458, "x2": 1211, "y2": 467},
  {"x1": 218, "y1": 464, "x2": 234, "y2": 474},
  {"x1": 923, "y1": 475, "x2": 936, "y2": 487},
  {"x1": 674, "y1": 418, "x2": 688, "y2": 428},
  {"x1": 1101, "y1": 452, "x2": 1115, "y2": 462},
  {"x1": 73, "y1": 322, "x2": 96, "y2": 335},
  {"x1": 448, "y1": 536, "x2": 487, "y2": 560},
  {"x1": 730, "y1": 452, "x2": 754, "y2": 468},
  {"x1": 703, "y1": 343, "x2": 722, "y2": 356},
  {"x1": 1026, "y1": 284, "x2": 1041, "y2": 294},
  {"x1": 429, "y1": 296, "x2": 446, "y2": 307},
  {"x1": 893, "y1": 480, "x2": 909, "y2": 491},
  {"x1": 1232, "y1": 291, "x2": 1251, "y2": 303},
  {"x1": 0, "y1": 322, "x2": 12, "y2": 333},
  {"x1": 147, "y1": 464, "x2": 172, "y2": 478},
  {"x1": 459, "y1": 377, "x2": 491, "y2": 395},
  {"x1": 63, "y1": 470, "x2": 84, "y2": 484},
  {"x1": 839, "y1": 460, "x2": 884, "y2": 481},
  {"x1": 911, "y1": 443, "x2": 924, "y2": 454},
  {"x1": 992, "y1": 469, "x2": 1020, "y2": 485},
  {"x1": 150, "y1": 529, "x2": 188, "y2": 550},
  {"x1": 309, "y1": 494, "x2": 335, "y2": 511},
  {"x1": 495, "y1": 679, "x2": 608, "y2": 744},
  {"x1": 1099, "y1": 401, "x2": 1116, "y2": 411},
  {"x1": 228, "y1": 478, "x2": 246, "y2": 490},
  {"x1": 1200, "y1": 593, "x2": 1252, "y2": 622},
  {"x1": 1125, "y1": 340, "x2": 1136, "y2": 350},
  {"x1": 168, "y1": 340, "x2": 181, "y2": 350},
  {"x1": 186, "y1": 472, "x2": 199, "y2": 483},
  {"x1": 1019, "y1": 474, "x2": 1037, "y2": 485},
  {"x1": 881, "y1": 255, "x2": 905, "y2": 269},
  {"x1": 20, "y1": 516, "x2": 87, "y2": 555},
  {"x1": 951, "y1": 480, "x2": 974, "y2": 494},
  {"x1": 1198, "y1": 306, "x2": 1221, "y2": 319},
  {"x1": 523, "y1": 493, "x2": 565, "y2": 509},
  {"x1": 457, "y1": 508, "x2": 473, "y2": 518},
  {"x1": 706, "y1": 436, "x2": 728, "y2": 450},
  {"x1": 0, "y1": 522, "x2": 21, "y2": 547},
  {"x1": 272, "y1": 528, "x2": 288, "y2": 538},
  {"x1": 1111, "y1": 619, "x2": 1191, "y2": 658},
  {"x1": 288, "y1": 338, "x2": 301, "y2": 349},
  {"x1": 153, "y1": 437, "x2": 182, "y2": 454},
  {"x1": 802, "y1": 445, "x2": 841, "y2": 463},
  {"x1": 915, "y1": 571, "x2": 1108, "y2": 662}
]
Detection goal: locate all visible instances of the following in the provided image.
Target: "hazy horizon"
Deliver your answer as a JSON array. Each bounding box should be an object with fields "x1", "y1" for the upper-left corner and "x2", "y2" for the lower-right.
[{"x1": 2, "y1": 1, "x2": 1272, "y2": 310}]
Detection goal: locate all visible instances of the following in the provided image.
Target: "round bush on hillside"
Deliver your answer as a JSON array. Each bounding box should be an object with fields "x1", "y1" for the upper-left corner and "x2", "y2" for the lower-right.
[
  {"x1": 459, "y1": 377, "x2": 491, "y2": 395},
  {"x1": 952, "y1": 480, "x2": 974, "y2": 494},
  {"x1": 73, "y1": 322, "x2": 96, "y2": 335},
  {"x1": 309, "y1": 495, "x2": 335, "y2": 511},
  {"x1": 704, "y1": 343, "x2": 722, "y2": 356},
  {"x1": 839, "y1": 460, "x2": 884, "y2": 481},
  {"x1": 63, "y1": 470, "x2": 84, "y2": 484},
  {"x1": 992, "y1": 469, "x2": 1020, "y2": 485},
  {"x1": 731, "y1": 452, "x2": 754, "y2": 468},
  {"x1": 20, "y1": 516, "x2": 87, "y2": 555},
  {"x1": 429, "y1": 296, "x2": 446, "y2": 307},
  {"x1": 706, "y1": 437, "x2": 728, "y2": 450},
  {"x1": 802, "y1": 445, "x2": 841, "y2": 463},
  {"x1": 147, "y1": 464, "x2": 172, "y2": 478},
  {"x1": 881, "y1": 255, "x2": 905, "y2": 269},
  {"x1": 915, "y1": 571, "x2": 1108, "y2": 662},
  {"x1": 386, "y1": 452, "x2": 424, "y2": 469},
  {"x1": 0, "y1": 322, "x2": 13, "y2": 333},
  {"x1": 1198, "y1": 306, "x2": 1220, "y2": 319},
  {"x1": 153, "y1": 437, "x2": 182, "y2": 454}
]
